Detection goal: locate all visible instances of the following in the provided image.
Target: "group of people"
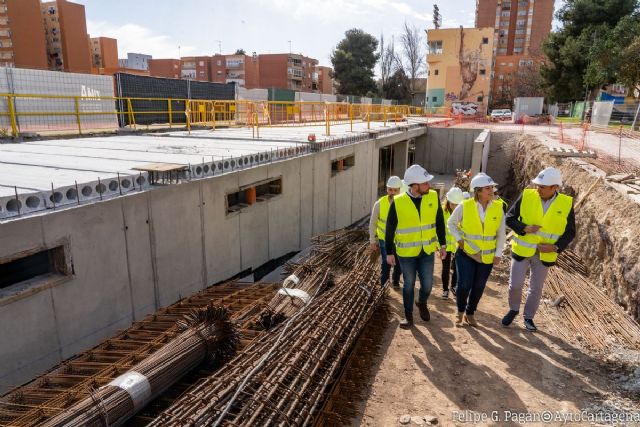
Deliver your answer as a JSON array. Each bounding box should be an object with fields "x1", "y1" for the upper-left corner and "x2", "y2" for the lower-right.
[{"x1": 369, "y1": 164, "x2": 576, "y2": 331}]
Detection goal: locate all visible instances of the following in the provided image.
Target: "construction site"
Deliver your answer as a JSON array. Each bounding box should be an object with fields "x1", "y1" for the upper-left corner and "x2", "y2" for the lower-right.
[{"x1": 0, "y1": 68, "x2": 639, "y2": 427}]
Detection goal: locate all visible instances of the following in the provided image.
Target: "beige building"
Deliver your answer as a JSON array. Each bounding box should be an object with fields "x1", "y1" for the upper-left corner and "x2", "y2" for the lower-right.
[{"x1": 426, "y1": 27, "x2": 494, "y2": 112}]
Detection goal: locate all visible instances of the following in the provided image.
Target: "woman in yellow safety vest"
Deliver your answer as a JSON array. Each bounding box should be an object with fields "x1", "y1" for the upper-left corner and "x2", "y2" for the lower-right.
[
  {"x1": 441, "y1": 187, "x2": 464, "y2": 299},
  {"x1": 447, "y1": 173, "x2": 506, "y2": 327}
]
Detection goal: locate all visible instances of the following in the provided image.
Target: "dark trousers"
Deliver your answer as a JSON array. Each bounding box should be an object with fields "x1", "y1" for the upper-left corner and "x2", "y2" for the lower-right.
[
  {"x1": 455, "y1": 248, "x2": 493, "y2": 315},
  {"x1": 379, "y1": 239, "x2": 402, "y2": 286},
  {"x1": 441, "y1": 251, "x2": 457, "y2": 291}
]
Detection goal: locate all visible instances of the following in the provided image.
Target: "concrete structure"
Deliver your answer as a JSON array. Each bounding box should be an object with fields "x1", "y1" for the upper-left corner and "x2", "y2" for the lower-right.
[
  {"x1": 476, "y1": 0, "x2": 554, "y2": 106},
  {"x1": 426, "y1": 27, "x2": 494, "y2": 112},
  {"x1": 90, "y1": 36, "x2": 118, "y2": 69},
  {"x1": 0, "y1": 116, "x2": 488, "y2": 392},
  {"x1": 149, "y1": 58, "x2": 182, "y2": 79},
  {"x1": 316, "y1": 65, "x2": 334, "y2": 95},
  {"x1": 180, "y1": 55, "x2": 211, "y2": 81},
  {"x1": 42, "y1": 0, "x2": 91, "y2": 73},
  {"x1": 0, "y1": 0, "x2": 49, "y2": 70},
  {"x1": 119, "y1": 52, "x2": 152, "y2": 71}
]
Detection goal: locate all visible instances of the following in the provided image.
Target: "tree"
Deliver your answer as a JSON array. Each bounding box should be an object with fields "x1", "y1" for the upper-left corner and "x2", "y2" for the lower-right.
[
  {"x1": 541, "y1": 0, "x2": 638, "y2": 101},
  {"x1": 379, "y1": 34, "x2": 396, "y2": 94},
  {"x1": 399, "y1": 22, "x2": 425, "y2": 103},
  {"x1": 512, "y1": 56, "x2": 546, "y2": 98},
  {"x1": 234, "y1": 49, "x2": 246, "y2": 55},
  {"x1": 331, "y1": 29, "x2": 379, "y2": 95},
  {"x1": 383, "y1": 69, "x2": 411, "y2": 103}
]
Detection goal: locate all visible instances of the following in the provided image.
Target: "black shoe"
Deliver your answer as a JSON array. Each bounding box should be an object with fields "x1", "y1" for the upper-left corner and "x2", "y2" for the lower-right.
[
  {"x1": 501, "y1": 310, "x2": 519, "y2": 327},
  {"x1": 441, "y1": 290, "x2": 449, "y2": 299},
  {"x1": 451, "y1": 286, "x2": 457, "y2": 296},
  {"x1": 415, "y1": 302, "x2": 430, "y2": 321},
  {"x1": 400, "y1": 311, "x2": 413, "y2": 329},
  {"x1": 524, "y1": 318, "x2": 537, "y2": 331},
  {"x1": 392, "y1": 282, "x2": 400, "y2": 288}
]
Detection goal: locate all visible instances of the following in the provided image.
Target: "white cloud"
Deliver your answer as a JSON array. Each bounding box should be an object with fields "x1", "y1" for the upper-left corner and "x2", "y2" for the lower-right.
[{"x1": 87, "y1": 20, "x2": 196, "y2": 59}]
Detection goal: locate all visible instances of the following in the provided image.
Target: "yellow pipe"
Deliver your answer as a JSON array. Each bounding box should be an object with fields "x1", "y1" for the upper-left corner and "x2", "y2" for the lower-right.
[
  {"x1": 74, "y1": 96, "x2": 82, "y2": 134},
  {"x1": 7, "y1": 96, "x2": 18, "y2": 137},
  {"x1": 168, "y1": 99, "x2": 172, "y2": 128}
]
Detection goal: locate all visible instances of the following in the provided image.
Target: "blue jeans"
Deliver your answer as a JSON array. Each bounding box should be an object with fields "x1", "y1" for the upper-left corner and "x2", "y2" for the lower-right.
[
  {"x1": 398, "y1": 252, "x2": 435, "y2": 315},
  {"x1": 455, "y1": 248, "x2": 493, "y2": 315},
  {"x1": 379, "y1": 240, "x2": 402, "y2": 286}
]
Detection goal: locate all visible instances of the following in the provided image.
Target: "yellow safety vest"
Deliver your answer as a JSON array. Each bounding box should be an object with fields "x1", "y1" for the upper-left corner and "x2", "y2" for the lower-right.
[
  {"x1": 511, "y1": 189, "x2": 573, "y2": 263},
  {"x1": 442, "y1": 204, "x2": 456, "y2": 252},
  {"x1": 394, "y1": 191, "x2": 439, "y2": 257},
  {"x1": 376, "y1": 195, "x2": 392, "y2": 240},
  {"x1": 460, "y1": 199, "x2": 504, "y2": 264}
]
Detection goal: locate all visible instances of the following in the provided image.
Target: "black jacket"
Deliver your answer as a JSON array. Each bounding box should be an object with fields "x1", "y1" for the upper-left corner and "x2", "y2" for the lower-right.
[
  {"x1": 506, "y1": 192, "x2": 576, "y2": 267},
  {"x1": 385, "y1": 191, "x2": 447, "y2": 256}
]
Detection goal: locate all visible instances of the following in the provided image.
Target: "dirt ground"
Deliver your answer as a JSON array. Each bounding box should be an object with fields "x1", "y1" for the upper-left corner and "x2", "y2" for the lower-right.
[{"x1": 355, "y1": 262, "x2": 640, "y2": 427}]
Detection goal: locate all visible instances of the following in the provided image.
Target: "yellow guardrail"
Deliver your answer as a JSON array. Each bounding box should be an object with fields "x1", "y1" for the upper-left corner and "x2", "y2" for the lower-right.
[{"x1": 0, "y1": 93, "x2": 450, "y2": 137}]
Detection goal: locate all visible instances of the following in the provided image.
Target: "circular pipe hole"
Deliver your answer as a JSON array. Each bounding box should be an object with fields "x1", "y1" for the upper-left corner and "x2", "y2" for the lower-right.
[
  {"x1": 26, "y1": 196, "x2": 40, "y2": 209},
  {"x1": 50, "y1": 192, "x2": 63, "y2": 203},
  {"x1": 254, "y1": 155, "x2": 259, "y2": 162},
  {"x1": 195, "y1": 166, "x2": 202, "y2": 175},
  {"x1": 203, "y1": 164, "x2": 210, "y2": 173},
  {"x1": 66, "y1": 188, "x2": 77, "y2": 200},
  {"x1": 108, "y1": 181, "x2": 118, "y2": 191},
  {"x1": 95, "y1": 183, "x2": 106, "y2": 194},
  {"x1": 121, "y1": 179, "x2": 131, "y2": 189},
  {"x1": 224, "y1": 161, "x2": 229, "y2": 169},
  {"x1": 259, "y1": 154, "x2": 264, "y2": 161},
  {"x1": 6, "y1": 199, "x2": 21, "y2": 212},
  {"x1": 230, "y1": 160, "x2": 236, "y2": 167},
  {"x1": 218, "y1": 162, "x2": 223, "y2": 170},
  {"x1": 136, "y1": 176, "x2": 146, "y2": 185},
  {"x1": 81, "y1": 186, "x2": 92, "y2": 197},
  {"x1": 243, "y1": 157, "x2": 249, "y2": 165}
]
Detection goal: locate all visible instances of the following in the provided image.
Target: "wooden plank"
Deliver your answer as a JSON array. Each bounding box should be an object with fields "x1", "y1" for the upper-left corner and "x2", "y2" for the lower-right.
[{"x1": 132, "y1": 163, "x2": 189, "y2": 172}]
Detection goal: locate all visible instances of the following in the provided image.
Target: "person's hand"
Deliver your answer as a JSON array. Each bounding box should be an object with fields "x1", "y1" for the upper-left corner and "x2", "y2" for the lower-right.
[
  {"x1": 439, "y1": 247, "x2": 447, "y2": 260},
  {"x1": 537, "y1": 243, "x2": 557, "y2": 253},
  {"x1": 386, "y1": 255, "x2": 396, "y2": 266},
  {"x1": 524, "y1": 225, "x2": 541, "y2": 233},
  {"x1": 493, "y1": 256, "x2": 502, "y2": 265},
  {"x1": 458, "y1": 240, "x2": 464, "y2": 249},
  {"x1": 370, "y1": 241, "x2": 378, "y2": 252}
]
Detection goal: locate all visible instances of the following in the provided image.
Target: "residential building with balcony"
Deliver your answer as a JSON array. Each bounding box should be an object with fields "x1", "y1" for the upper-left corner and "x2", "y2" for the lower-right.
[
  {"x1": 41, "y1": 0, "x2": 91, "y2": 73},
  {"x1": 0, "y1": 0, "x2": 48, "y2": 69},
  {"x1": 90, "y1": 36, "x2": 118, "y2": 69},
  {"x1": 425, "y1": 27, "x2": 494, "y2": 111}
]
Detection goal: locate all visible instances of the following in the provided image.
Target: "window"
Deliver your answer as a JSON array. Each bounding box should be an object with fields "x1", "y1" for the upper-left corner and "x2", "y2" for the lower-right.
[
  {"x1": 514, "y1": 47, "x2": 523, "y2": 53},
  {"x1": 499, "y1": 20, "x2": 510, "y2": 27},
  {"x1": 517, "y1": 9, "x2": 527, "y2": 15},
  {"x1": 516, "y1": 19, "x2": 526, "y2": 27},
  {"x1": 477, "y1": 96, "x2": 484, "y2": 102},
  {"x1": 428, "y1": 40, "x2": 443, "y2": 54},
  {"x1": 217, "y1": 60, "x2": 222, "y2": 66},
  {"x1": 515, "y1": 38, "x2": 525, "y2": 44},
  {"x1": 0, "y1": 244, "x2": 72, "y2": 297},
  {"x1": 226, "y1": 177, "x2": 283, "y2": 214},
  {"x1": 497, "y1": 48, "x2": 507, "y2": 54},
  {"x1": 434, "y1": 69, "x2": 439, "y2": 75},
  {"x1": 432, "y1": 96, "x2": 438, "y2": 102},
  {"x1": 519, "y1": 59, "x2": 534, "y2": 66},
  {"x1": 479, "y1": 69, "x2": 486, "y2": 75},
  {"x1": 515, "y1": 29, "x2": 525, "y2": 34},
  {"x1": 199, "y1": 61, "x2": 205, "y2": 66},
  {"x1": 331, "y1": 155, "x2": 355, "y2": 175},
  {"x1": 482, "y1": 37, "x2": 489, "y2": 44},
  {"x1": 518, "y1": 1, "x2": 528, "y2": 5},
  {"x1": 501, "y1": 11, "x2": 510, "y2": 16}
]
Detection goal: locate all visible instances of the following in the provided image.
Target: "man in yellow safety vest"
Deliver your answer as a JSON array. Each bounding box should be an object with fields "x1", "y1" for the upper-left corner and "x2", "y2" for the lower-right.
[
  {"x1": 385, "y1": 164, "x2": 447, "y2": 329},
  {"x1": 502, "y1": 167, "x2": 576, "y2": 331},
  {"x1": 369, "y1": 176, "x2": 403, "y2": 287}
]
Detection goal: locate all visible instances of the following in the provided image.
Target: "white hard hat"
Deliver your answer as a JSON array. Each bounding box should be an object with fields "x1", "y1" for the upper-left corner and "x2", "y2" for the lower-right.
[
  {"x1": 446, "y1": 187, "x2": 464, "y2": 204},
  {"x1": 469, "y1": 172, "x2": 498, "y2": 190},
  {"x1": 386, "y1": 175, "x2": 402, "y2": 189},
  {"x1": 403, "y1": 164, "x2": 434, "y2": 186},
  {"x1": 462, "y1": 191, "x2": 471, "y2": 200},
  {"x1": 532, "y1": 167, "x2": 562, "y2": 186}
]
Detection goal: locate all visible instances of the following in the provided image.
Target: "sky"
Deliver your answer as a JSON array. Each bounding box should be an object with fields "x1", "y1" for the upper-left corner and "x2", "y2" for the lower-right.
[{"x1": 78, "y1": 0, "x2": 566, "y2": 67}]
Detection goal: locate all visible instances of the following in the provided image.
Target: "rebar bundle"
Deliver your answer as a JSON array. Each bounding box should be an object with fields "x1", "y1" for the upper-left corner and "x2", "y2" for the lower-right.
[
  {"x1": 149, "y1": 238, "x2": 385, "y2": 426},
  {"x1": 258, "y1": 229, "x2": 365, "y2": 328},
  {"x1": 542, "y1": 250, "x2": 640, "y2": 352},
  {"x1": 39, "y1": 306, "x2": 238, "y2": 427}
]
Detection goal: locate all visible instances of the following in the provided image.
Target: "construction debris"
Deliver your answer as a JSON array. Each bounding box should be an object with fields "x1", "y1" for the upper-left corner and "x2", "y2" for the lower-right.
[
  {"x1": 549, "y1": 147, "x2": 597, "y2": 158},
  {"x1": 148, "y1": 230, "x2": 384, "y2": 426}
]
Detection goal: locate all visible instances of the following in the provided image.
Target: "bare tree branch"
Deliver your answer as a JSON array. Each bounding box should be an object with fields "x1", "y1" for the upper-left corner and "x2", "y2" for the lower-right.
[{"x1": 399, "y1": 21, "x2": 425, "y2": 103}]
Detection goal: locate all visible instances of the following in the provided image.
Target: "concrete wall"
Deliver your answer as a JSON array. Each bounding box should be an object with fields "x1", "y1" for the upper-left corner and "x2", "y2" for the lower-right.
[
  {"x1": 415, "y1": 127, "x2": 483, "y2": 174},
  {"x1": 0, "y1": 131, "x2": 411, "y2": 392}
]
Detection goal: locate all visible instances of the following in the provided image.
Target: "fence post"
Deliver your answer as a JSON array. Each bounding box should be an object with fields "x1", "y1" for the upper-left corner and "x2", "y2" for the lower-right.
[
  {"x1": 74, "y1": 96, "x2": 82, "y2": 134},
  {"x1": 168, "y1": 99, "x2": 172, "y2": 128},
  {"x1": 126, "y1": 98, "x2": 136, "y2": 129},
  {"x1": 7, "y1": 95, "x2": 17, "y2": 137},
  {"x1": 349, "y1": 103, "x2": 353, "y2": 132},
  {"x1": 618, "y1": 125, "x2": 623, "y2": 166}
]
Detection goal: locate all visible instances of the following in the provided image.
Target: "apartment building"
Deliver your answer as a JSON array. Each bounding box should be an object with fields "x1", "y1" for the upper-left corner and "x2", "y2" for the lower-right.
[
  {"x1": 258, "y1": 53, "x2": 318, "y2": 92},
  {"x1": 180, "y1": 56, "x2": 212, "y2": 81},
  {"x1": 315, "y1": 65, "x2": 334, "y2": 95},
  {"x1": 119, "y1": 52, "x2": 151, "y2": 71},
  {"x1": 149, "y1": 59, "x2": 181, "y2": 79},
  {"x1": 0, "y1": 0, "x2": 48, "y2": 69},
  {"x1": 42, "y1": 0, "x2": 91, "y2": 73},
  {"x1": 425, "y1": 27, "x2": 494, "y2": 111},
  {"x1": 90, "y1": 36, "x2": 118, "y2": 69},
  {"x1": 476, "y1": 0, "x2": 554, "y2": 105}
]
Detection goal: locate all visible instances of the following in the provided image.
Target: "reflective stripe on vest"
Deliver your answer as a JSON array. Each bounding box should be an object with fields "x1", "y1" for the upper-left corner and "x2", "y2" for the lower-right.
[
  {"x1": 394, "y1": 190, "x2": 439, "y2": 257},
  {"x1": 376, "y1": 195, "x2": 391, "y2": 240},
  {"x1": 510, "y1": 189, "x2": 573, "y2": 263},
  {"x1": 460, "y1": 198, "x2": 503, "y2": 264},
  {"x1": 443, "y1": 205, "x2": 456, "y2": 252}
]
